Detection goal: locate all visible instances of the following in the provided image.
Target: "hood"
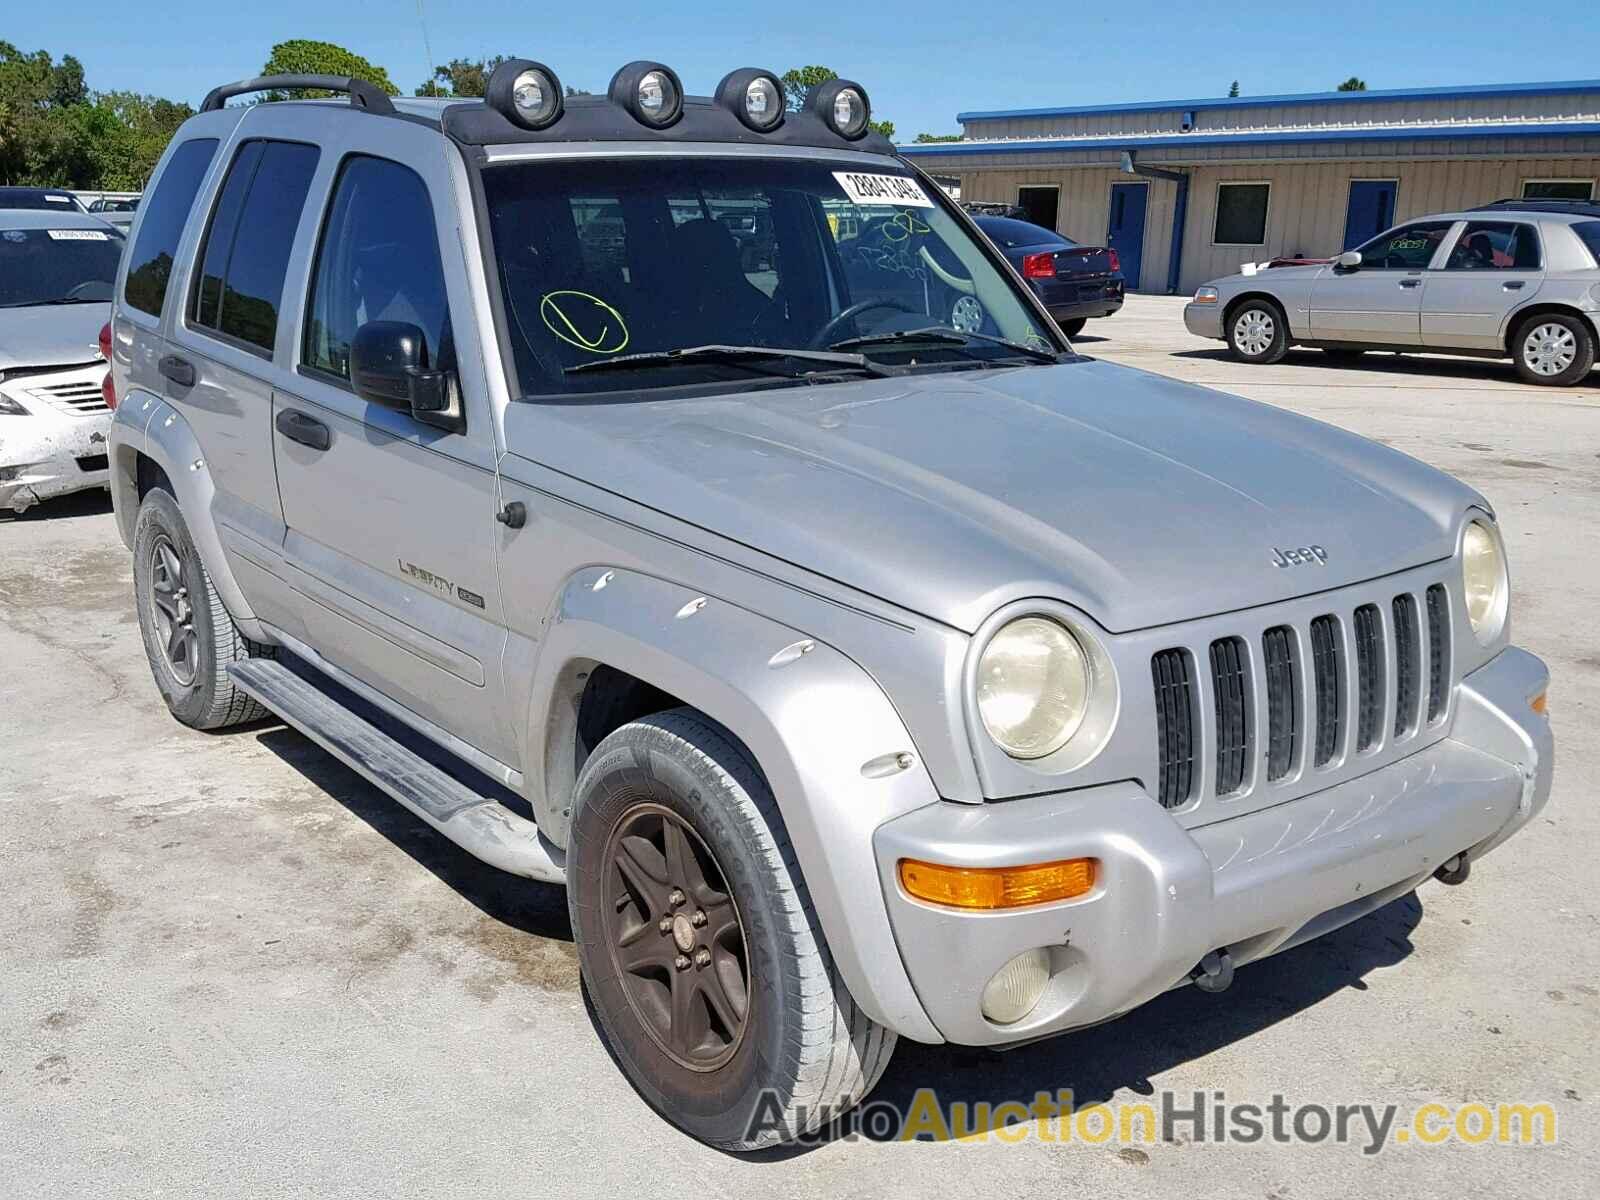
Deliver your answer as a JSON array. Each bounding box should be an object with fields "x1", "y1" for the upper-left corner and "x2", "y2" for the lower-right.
[
  {"x1": 0, "y1": 304, "x2": 110, "y2": 374},
  {"x1": 505, "y1": 359, "x2": 1479, "y2": 634}
]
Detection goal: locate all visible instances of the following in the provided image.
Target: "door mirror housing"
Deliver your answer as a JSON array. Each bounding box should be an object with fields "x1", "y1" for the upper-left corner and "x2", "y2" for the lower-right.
[
  {"x1": 1334, "y1": 250, "x2": 1363, "y2": 271},
  {"x1": 350, "y1": 321, "x2": 463, "y2": 433}
]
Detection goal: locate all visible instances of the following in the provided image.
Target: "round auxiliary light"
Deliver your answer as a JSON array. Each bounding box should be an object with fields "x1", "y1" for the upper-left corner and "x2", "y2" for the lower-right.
[
  {"x1": 610, "y1": 61, "x2": 684, "y2": 129},
  {"x1": 811, "y1": 79, "x2": 871, "y2": 140},
  {"x1": 485, "y1": 59, "x2": 565, "y2": 131},
  {"x1": 715, "y1": 68, "x2": 785, "y2": 132}
]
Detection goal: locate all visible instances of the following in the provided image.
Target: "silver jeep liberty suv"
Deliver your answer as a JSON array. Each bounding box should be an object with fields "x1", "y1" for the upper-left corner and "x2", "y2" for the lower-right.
[{"x1": 105, "y1": 62, "x2": 1553, "y2": 1150}]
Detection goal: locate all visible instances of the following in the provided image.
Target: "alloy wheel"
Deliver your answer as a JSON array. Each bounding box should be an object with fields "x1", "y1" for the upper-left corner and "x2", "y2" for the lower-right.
[
  {"x1": 148, "y1": 535, "x2": 200, "y2": 687},
  {"x1": 603, "y1": 803, "x2": 751, "y2": 1072}
]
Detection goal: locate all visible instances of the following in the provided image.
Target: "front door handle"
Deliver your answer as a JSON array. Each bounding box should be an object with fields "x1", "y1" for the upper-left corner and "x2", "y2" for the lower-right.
[
  {"x1": 158, "y1": 354, "x2": 196, "y2": 387},
  {"x1": 1398, "y1": 278, "x2": 1422, "y2": 289},
  {"x1": 275, "y1": 408, "x2": 330, "y2": 452},
  {"x1": 1503, "y1": 280, "x2": 1527, "y2": 290}
]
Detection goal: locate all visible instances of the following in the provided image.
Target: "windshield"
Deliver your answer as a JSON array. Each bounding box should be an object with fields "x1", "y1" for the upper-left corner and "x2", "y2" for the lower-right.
[
  {"x1": 0, "y1": 226, "x2": 124, "y2": 307},
  {"x1": 481, "y1": 156, "x2": 1060, "y2": 396}
]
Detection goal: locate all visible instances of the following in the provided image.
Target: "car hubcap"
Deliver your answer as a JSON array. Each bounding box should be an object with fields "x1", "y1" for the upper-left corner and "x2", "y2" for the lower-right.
[
  {"x1": 1234, "y1": 309, "x2": 1276, "y2": 357},
  {"x1": 148, "y1": 535, "x2": 199, "y2": 687},
  {"x1": 603, "y1": 803, "x2": 750, "y2": 1072},
  {"x1": 1523, "y1": 323, "x2": 1576, "y2": 376},
  {"x1": 950, "y1": 295, "x2": 984, "y2": 333}
]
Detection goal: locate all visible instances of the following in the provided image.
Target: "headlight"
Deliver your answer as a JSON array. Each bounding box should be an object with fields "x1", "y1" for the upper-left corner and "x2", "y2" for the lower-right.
[
  {"x1": 1193, "y1": 286, "x2": 1219, "y2": 304},
  {"x1": 1461, "y1": 518, "x2": 1509, "y2": 643},
  {"x1": 977, "y1": 617, "x2": 1091, "y2": 758},
  {"x1": 0, "y1": 391, "x2": 30, "y2": 416}
]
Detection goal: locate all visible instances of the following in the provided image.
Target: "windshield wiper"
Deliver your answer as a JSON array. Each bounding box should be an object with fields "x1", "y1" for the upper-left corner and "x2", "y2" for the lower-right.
[
  {"x1": 829, "y1": 326, "x2": 1063, "y2": 365},
  {"x1": 566, "y1": 344, "x2": 893, "y2": 378}
]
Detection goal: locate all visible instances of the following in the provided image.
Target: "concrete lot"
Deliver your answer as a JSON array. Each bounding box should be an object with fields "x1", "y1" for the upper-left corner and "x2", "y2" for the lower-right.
[{"x1": 2, "y1": 294, "x2": 1596, "y2": 1197}]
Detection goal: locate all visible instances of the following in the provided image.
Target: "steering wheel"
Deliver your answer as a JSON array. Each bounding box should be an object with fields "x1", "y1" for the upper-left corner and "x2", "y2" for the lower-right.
[{"x1": 810, "y1": 299, "x2": 919, "y2": 348}]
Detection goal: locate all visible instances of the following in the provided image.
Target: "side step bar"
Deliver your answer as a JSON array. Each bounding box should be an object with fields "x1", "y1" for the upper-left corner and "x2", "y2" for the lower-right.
[{"x1": 229, "y1": 659, "x2": 565, "y2": 884}]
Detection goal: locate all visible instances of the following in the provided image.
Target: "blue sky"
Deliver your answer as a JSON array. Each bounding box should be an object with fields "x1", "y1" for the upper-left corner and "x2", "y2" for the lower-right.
[{"x1": 12, "y1": 0, "x2": 1600, "y2": 138}]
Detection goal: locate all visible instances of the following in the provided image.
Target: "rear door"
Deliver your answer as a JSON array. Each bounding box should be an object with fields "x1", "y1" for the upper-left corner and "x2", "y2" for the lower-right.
[
  {"x1": 1308, "y1": 220, "x2": 1457, "y2": 344},
  {"x1": 271, "y1": 119, "x2": 516, "y2": 769},
  {"x1": 1420, "y1": 220, "x2": 1545, "y2": 349}
]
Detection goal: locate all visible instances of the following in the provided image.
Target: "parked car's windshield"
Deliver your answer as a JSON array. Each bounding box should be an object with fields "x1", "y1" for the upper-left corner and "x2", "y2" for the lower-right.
[
  {"x1": 481, "y1": 156, "x2": 1060, "y2": 396},
  {"x1": 0, "y1": 226, "x2": 124, "y2": 307}
]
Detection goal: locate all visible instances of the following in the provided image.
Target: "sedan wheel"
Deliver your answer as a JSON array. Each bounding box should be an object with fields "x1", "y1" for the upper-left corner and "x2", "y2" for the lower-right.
[
  {"x1": 1226, "y1": 300, "x2": 1289, "y2": 364},
  {"x1": 1512, "y1": 313, "x2": 1595, "y2": 387}
]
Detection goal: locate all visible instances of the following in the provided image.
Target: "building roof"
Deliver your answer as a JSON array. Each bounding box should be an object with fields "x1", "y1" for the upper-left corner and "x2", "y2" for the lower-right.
[{"x1": 955, "y1": 78, "x2": 1600, "y2": 124}]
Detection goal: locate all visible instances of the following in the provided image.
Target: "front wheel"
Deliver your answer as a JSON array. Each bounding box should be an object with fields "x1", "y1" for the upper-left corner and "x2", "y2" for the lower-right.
[
  {"x1": 1226, "y1": 299, "x2": 1290, "y2": 364},
  {"x1": 567, "y1": 709, "x2": 895, "y2": 1150},
  {"x1": 1512, "y1": 313, "x2": 1595, "y2": 386}
]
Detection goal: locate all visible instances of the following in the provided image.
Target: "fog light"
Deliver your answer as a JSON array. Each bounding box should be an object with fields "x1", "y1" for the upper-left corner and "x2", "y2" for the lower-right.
[
  {"x1": 485, "y1": 59, "x2": 565, "y2": 130},
  {"x1": 716, "y1": 68, "x2": 785, "y2": 132},
  {"x1": 899, "y1": 857, "x2": 1096, "y2": 909},
  {"x1": 981, "y1": 949, "x2": 1051, "y2": 1025},
  {"x1": 610, "y1": 61, "x2": 683, "y2": 129},
  {"x1": 811, "y1": 79, "x2": 871, "y2": 140}
]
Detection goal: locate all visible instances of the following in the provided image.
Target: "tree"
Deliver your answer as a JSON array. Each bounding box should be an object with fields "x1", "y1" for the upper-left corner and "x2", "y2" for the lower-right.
[
  {"x1": 914, "y1": 132, "x2": 962, "y2": 143},
  {"x1": 1336, "y1": 76, "x2": 1367, "y2": 92},
  {"x1": 416, "y1": 55, "x2": 508, "y2": 98},
  {"x1": 0, "y1": 42, "x2": 97, "y2": 184},
  {"x1": 779, "y1": 65, "x2": 894, "y2": 139},
  {"x1": 260, "y1": 40, "x2": 399, "y2": 99},
  {"x1": 1228, "y1": 80, "x2": 1240, "y2": 97}
]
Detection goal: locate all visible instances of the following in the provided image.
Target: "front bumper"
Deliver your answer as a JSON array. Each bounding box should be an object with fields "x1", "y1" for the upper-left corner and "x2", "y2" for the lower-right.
[
  {"x1": 873, "y1": 646, "x2": 1551, "y2": 1047},
  {"x1": 1184, "y1": 300, "x2": 1224, "y2": 339},
  {"x1": 0, "y1": 370, "x2": 113, "y2": 512}
]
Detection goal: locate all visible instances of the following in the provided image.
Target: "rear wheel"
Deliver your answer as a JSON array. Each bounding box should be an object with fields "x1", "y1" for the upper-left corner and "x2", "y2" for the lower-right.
[
  {"x1": 132, "y1": 487, "x2": 274, "y2": 729},
  {"x1": 1226, "y1": 299, "x2": 1289, "y2": 364},
  {"x1": 568, "y1": 709, "x2": 895, "y2": 1150},
  {"x1": 1058, "y1": 317, "x2": 1087, "y2": 338},
  {"x1": 1512, "y1": 313, "x2": 1595, "y2": 386}
]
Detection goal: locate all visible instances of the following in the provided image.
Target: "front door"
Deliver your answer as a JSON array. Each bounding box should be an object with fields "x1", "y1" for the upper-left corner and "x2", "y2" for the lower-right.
[
  {"x1": 1342, "y1": 180, "x2": 1397, "y2": 251},
  {"x1": 1309, "y1": 220, "x2": 1457, "y2": 344},
  {"x1": 1107, "y1": 182, "x2": 1148, "y2": 290},
  {"x1": 271, "y1": 131, "x2": 516, "y2": 769},
  {"x1": 1421, "y1": 220, "x2": 1546, "y2": 349}
]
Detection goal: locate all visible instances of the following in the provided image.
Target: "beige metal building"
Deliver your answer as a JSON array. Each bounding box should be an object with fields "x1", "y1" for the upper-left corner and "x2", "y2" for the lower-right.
[{"x1": 899, "y1": 80, "x2": 1600, "y2": 294}]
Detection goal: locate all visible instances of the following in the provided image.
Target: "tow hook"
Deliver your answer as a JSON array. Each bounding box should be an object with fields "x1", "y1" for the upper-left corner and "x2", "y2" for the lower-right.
[
  {"x1": 1190, "y1": 948, "x2": 1235, "y2": 994},
  {"x1": 1434, "y1": 853, "x2": 1471, "y2": 886}
]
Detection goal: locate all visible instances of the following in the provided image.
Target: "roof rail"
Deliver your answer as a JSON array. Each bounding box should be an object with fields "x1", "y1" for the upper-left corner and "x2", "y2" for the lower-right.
[
  {"x1": 1469, "y1": 198, "x2": 1600, "y2": 217},
  {"x1": 199, "y1": 74, "x2": 397, "y2": 115}
]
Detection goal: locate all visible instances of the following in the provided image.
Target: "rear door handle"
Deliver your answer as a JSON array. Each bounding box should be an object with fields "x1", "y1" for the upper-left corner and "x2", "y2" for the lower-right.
[
  {"x1": 1503, "y1": 280, "x2": 1526, "y2": 290},
  {"x1": 1398, "y1": 278, "x2": 1422, "y2": 289},
  {"x1": 275, "y1": 408, "x2": 330, "y2": 452},
  {"x1": 158, "y1": 354, "x2": 196, "y2": 387}
]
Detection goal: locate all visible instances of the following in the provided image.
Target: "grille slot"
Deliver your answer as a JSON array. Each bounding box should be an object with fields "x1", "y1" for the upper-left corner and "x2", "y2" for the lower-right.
[
  {"x1": 1392, "y1": 594, "x2": 1421, "y2": 736},
  {"x1": 1209, "y1": 637, "x2": 1252, "y2": 796},
  {"x1": 1426, "y1": 584, "x2": 1450, "y2": 723},
  {"x1": 1261, "y1": 626, "x2": 1298, "y2": 782},
  {"x1": 1309, "y1": 615, "x2": 1343, "y2": 767},
  {"x1": 1353, "y1": 604, "x2": 1385, "y2": 752},
  {"x1": 29, "y1": 377, "x2": 109, "y2": 415},
  {"x1": 1151, "y1": 649, "x2": 1196, "y2": 810}
]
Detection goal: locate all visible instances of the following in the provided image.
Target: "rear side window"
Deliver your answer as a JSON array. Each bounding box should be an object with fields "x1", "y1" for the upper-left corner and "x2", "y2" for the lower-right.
[
  {"x1": 1444, "y1": 222, "x2": 1542, "y2": 270},
  {"x1": 303, "y1": 156, "x2": 451, "y2": 382},
  {"x1": 123, "y1": 138, "x2": 219, "y2": 317},
  {"x1": 190, "y1": 139, "x2": 320, "y2": 353},
  {"x1": 1573, "y1": 221, "x2": 1600, "y2": 268}
]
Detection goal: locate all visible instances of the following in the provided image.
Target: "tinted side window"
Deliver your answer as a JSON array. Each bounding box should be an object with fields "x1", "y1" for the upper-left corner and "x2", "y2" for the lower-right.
[
  {"x1": 1444, "y1": 222, "x2": 1542, "y2": 271},
  {"x1": 1571, "y1": 221, "x2": 1600, "y2": 267},
  {"x1": 190, "y1": 140, "x2": 320, "y2": 353},
  {"x1": 124, "y1": 138, "x2": 219, "y2": 317},
  {"x1": 1355, "y1": 221, "x2": 1455, "y2": 270},
  {"x1": 303, "y1": 156, "x2": 451, "y2": 382}
]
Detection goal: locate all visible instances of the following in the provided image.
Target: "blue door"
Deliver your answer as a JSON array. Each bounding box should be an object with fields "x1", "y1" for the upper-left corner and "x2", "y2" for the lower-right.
[
  {"x1": 1343, "y1": 180, "x2": 1397, "y2": 250},
  {"x1": 1107, "y1": 182, "x2": 1148, "y2": 289}
]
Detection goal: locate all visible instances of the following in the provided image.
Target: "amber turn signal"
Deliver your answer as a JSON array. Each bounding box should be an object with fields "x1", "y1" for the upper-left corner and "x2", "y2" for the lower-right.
[
  {"x1": 1530, "y1": 689, "x2": 1548, "y2": 715},
  {"x1": 898, "y1": 857, "x2": 1097, "y2": 910}
]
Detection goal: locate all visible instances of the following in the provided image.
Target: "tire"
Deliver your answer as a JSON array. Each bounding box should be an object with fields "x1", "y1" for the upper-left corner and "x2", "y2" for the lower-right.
[
  {"x1": 1226, "y1": 298, "x2": 1290, "y2": 364},
  {"x1": 1511, "y1": 312, "x2": 1595, "y2": 387},
  {"x1": 132, "y1": 487, "x2": 275, "y2": 730},
  {"x1": 1058, "y1": 317, "x2": 1087, "y2": 338},
  {"x1": 568, "y1": 709, "x2": 895, "y2": 1151}
]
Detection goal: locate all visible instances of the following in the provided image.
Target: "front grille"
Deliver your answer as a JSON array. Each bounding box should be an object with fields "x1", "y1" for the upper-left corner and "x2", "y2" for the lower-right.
[
  {"x1": 1353, "y1": 605, "x2": 1385, "y2": 752},
  {"x1": 1209, "y1": 637, "x2": 1252, "y2": 796},
  {"x1": 1310, "y1": 615, "x2": 1343, "y2": 767},
  {"x1": 1262, "y1": 626, "x2": 1298, "y2": 781},
  {"x1": 29, "y1": 377, "x2": 109, "y2": 415},
  {"x1": 1392, "y1": 594, "x2": 1421, "y2": 736},
  {"x1": 1151, "y1": 649, "x2": 1196, "y2": 809},
  {"x1": 1150, "y1": 578, "x2": 1454, "y2": 812}
]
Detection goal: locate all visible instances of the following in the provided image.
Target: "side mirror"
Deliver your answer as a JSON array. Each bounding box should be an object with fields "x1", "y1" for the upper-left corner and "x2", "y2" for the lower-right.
[
  {"x1": 350, "y1": 321, "x2": 462, "y2": 433},
  {"x1": 1334, "y1": 250, "x2": 1363, "y2": 271}
]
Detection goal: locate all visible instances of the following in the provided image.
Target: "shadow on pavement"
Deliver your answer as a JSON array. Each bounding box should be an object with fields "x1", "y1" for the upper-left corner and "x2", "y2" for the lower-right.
[
  {"x1": 1169, "y1": 345, "x2": 1600, "y2": 389},
  {"x1": 0, "y1": 488, "x2": 113, "y2": 523}
]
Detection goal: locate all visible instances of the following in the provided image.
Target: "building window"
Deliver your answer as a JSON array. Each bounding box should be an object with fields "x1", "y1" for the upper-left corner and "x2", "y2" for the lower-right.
[
  {"x1": 1213, "y1": 182, "x2": 1271, "y2": 246},
  {"x1": 1521, "y1": 179, "x2": 1594, "y2": 202},
  {"x1": 1017, "y1": 185, "x2": 1059, "y2": 231}
]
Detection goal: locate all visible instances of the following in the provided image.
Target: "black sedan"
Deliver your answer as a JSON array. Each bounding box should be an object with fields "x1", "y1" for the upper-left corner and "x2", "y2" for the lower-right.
[{"x1": 971, "y1": 215, "x2": 1124, "y2": 337}]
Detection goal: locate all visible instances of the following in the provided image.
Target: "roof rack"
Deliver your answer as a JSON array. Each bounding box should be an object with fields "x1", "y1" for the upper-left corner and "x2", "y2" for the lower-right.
[
  {"x1": 1470, "y1": 198, "x2": 1600, "y2": 218},
  {"x1": 199, "y1": 74, "x2": 396, "y2": 115}
]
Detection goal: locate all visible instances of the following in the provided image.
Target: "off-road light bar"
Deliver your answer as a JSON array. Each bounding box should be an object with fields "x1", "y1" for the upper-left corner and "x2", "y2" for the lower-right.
[
  {"x1": 610, "y1": 61, "x2": 684, "y2": 129},
  {"x1": 810, "y1": 79, "x2": 871, "y2": 140},
  {"x1": 486, "y1": 59, "x2": 564, "y2": 130},
  {"x1": 715, "y1": 68, "x2": 785, "y2": 132}
]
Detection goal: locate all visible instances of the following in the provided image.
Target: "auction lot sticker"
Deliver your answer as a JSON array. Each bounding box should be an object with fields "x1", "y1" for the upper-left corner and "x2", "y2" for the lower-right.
[
  {"x1": 47, "y1": 229, "x2": 110, "y2": 241},
  {"x1": 833, "y1": 171, "x2": 933, "y2": 208}
]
